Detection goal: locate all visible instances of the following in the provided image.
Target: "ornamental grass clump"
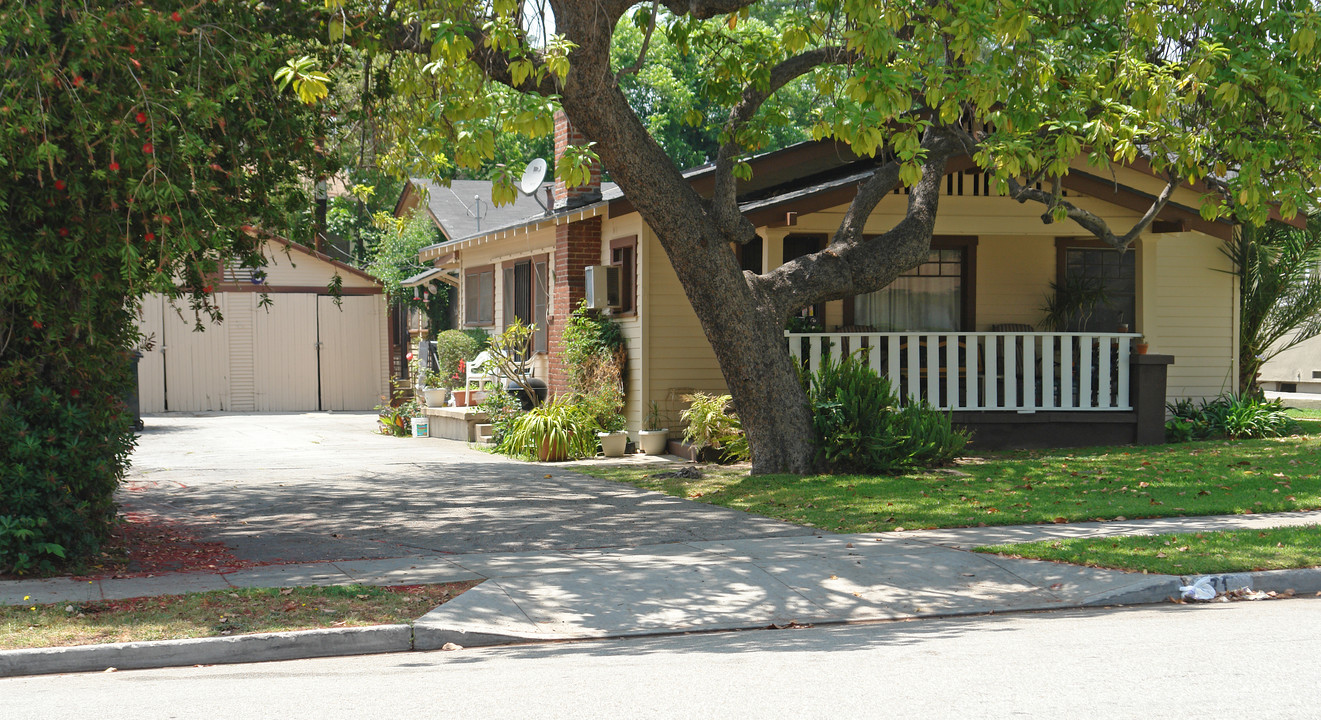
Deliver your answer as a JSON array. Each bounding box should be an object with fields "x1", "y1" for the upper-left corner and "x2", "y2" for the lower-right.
[
  {"x1": 1166, "y1": 395, "x2": 1300, "y2": 442},
  {"x1": 805, "y1": 351, "x2": 967, "y2": 473},
  {"x1": 498, "y1": 395, "x2": 598, "y2": 462}
]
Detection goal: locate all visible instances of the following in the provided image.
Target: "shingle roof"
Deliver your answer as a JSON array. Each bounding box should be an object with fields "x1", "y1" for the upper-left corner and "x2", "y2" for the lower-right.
[{"x1": 409, "y1": 178, "x2": 554, "y2": 241}]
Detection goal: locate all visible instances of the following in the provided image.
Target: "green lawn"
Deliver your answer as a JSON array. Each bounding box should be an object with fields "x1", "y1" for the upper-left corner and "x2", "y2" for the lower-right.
[
  {"x1": 583, "y1": 427, "x2": 1321, "y2": 534},
  {"x1": 1, "y1": 581, "x2": 479, "y2": 650},
  {"x1": 978, "y1": 525, "x2": 1321, "y2": 575}
]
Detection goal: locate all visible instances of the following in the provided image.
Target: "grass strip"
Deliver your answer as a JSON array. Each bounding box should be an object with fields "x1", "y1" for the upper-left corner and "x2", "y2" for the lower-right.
[
  {"x1": 0, "y1": 581, "x2": 480, "y2": 651},
  {"x1": 976, "y1": 525, "x2": 1321, "y2": 575},
  {"x1": 582, "y1": 430, "x2": 1321, "y2": 533}
]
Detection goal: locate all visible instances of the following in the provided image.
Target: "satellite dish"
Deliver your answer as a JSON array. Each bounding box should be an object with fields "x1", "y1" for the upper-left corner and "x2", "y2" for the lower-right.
[{"x1": 519, "y1": 158, "x2": 548, "y2": 195}]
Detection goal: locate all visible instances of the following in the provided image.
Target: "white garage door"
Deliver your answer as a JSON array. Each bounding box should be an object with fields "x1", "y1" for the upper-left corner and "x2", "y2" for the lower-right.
[{"x1": 137, "y1": 293, "x2": 385, "y2": 412}]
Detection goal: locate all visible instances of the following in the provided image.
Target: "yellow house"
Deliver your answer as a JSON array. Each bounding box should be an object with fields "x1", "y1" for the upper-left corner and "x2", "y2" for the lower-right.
[{"x1": 418, "y1": 122, "x2": 1250, "y2": 448}]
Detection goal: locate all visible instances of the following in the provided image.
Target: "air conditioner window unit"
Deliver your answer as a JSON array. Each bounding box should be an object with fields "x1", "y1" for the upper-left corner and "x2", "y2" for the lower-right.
[{"x1": 584, "y1": 265, "x2": 621, "y2": 309}]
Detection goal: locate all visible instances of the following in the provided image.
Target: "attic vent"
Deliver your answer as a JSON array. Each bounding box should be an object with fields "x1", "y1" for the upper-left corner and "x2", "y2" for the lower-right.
[{"x1": 222, "y1": 262, "x2": 264, "y2": 285}]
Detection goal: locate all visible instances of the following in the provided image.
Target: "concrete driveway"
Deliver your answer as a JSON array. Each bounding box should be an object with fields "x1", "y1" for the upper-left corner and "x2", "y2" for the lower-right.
[{"x1": 121, "y1": 413, "x2": 812, "y2": 563}]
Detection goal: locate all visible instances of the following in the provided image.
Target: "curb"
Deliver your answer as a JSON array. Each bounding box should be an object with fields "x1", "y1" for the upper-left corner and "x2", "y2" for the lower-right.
[
  {"x1": 6, "y1": 568, "x2": 1319, "y2": 678},
  {"x1": 0, "y1": 624, "x2": 412, "y2": 678},
  {"x1": 1179, "y1": 568, "x2": 1321, "y2": 597}
]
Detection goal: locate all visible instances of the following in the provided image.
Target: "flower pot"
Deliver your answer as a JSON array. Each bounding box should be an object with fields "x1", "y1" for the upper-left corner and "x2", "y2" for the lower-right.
[
  {"x1": 1135, "y1": 343, "x2": 1149, "y2": 355},
  {"x1": 537, "y1": 437, "x2": 568, "y2": 462},
  {"x1": 638, "y1": 429, "x2": 669, "y2": 455},
  {"x1": 421, "y1": 387, "x2": 448, "y2": 408},
  {"x1": 450, "y1": 389, "x2": 469, "y2": 407},
  {"x1": 598, "y1": 430, "x2": 627, "y2": 458}
]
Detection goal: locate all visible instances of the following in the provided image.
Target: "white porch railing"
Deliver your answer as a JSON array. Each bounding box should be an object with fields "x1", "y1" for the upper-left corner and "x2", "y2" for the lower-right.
[{"x1": 786, "y1": 331, "x2": 1142, "y2": 413}]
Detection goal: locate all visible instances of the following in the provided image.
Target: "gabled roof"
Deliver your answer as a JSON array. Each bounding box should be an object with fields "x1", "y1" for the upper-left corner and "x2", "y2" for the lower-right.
[{"x1": 398, "y1": 178, "x2": 560, "y2": 242}]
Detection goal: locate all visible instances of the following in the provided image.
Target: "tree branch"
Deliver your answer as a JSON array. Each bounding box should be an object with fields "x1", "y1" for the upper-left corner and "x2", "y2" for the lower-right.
[
  {"x1": 711, "y1": 45, "x2": 855, "y2": 243},
  {"x1": 660, "y1": 0, "x2": 758, "y2": 19},
  {"x1": 615, "y1": 0, "x2": 659, "y2": 83},
  {"x1": 951, "y1": 125, "x2": 1178, "y2": 251},
  {"x1": 750, "y1": 127, "x2": 961, "y2": 318}
]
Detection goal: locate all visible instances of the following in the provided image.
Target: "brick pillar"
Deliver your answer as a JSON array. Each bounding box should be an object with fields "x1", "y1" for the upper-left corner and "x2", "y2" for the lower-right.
[
  {"x1": 547, "y1": 215, "x2": 603, "y2": 394},
  {"x1": 552, "y1": 111, "x2": 601, "y2": 210}
]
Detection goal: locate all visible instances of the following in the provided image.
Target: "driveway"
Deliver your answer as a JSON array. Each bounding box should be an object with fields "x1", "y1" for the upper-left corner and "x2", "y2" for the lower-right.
[{"x1": 121, "y1": 413, "x2": 813, "y2": 563}]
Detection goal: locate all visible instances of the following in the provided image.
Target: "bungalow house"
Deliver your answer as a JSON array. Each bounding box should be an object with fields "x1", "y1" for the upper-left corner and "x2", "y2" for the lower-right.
[{"x1": 415, "y1": 114, "x2": 1255, "y2": 448}]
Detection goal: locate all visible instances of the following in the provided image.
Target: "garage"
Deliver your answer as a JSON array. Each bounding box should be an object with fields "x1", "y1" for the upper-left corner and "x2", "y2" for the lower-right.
[{"x1": 137, "y1": 237, "x2": 389, "y2": 412}]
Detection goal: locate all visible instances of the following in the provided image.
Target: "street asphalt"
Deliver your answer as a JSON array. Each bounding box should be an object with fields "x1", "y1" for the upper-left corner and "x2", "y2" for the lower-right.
[{"x1": 3, "y1": 412, "x2": 1319, "y2": 677}]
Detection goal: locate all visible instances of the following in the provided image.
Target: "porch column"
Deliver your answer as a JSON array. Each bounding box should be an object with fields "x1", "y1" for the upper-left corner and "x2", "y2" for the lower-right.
[{"x1": 1131, "y1": 353, "x2": 1174, "y2": 444}]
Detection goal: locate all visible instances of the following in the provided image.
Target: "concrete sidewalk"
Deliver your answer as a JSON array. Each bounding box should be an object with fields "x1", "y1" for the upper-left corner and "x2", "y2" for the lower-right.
[{"x1": 5, "y1": 510, "x2": 1320, "y2": 676}]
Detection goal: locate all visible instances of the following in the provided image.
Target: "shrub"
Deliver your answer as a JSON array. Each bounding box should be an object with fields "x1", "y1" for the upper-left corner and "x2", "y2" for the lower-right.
[
  {"x1": 681, "y1": 393, "x2": 750, "y2": 462},
  {"x1": 433, "y1": 330, "x2": 482, "y2": 389},
  {"x1": 498, "y1": 395, "x2": 597, "y2": 461},
  {"x1": 562, "y1": 301, "x2": 625, "y2": 394},
  {"x1": 1166, "y1": 395, "x2": 1299, "y2": 441},
  {"x1": 805, "y1": 351, "x2": 967, "y2": 472},
  {"x1": 376, "y1": 394, "x2": 422, "y2": 437},
  {"x1": 476, "y1": 389, "x2": 524, "y2": 445}
]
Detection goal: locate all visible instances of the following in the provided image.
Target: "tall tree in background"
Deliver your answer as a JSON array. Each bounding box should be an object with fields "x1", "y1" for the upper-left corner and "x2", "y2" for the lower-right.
[
  {"x1": 1228, "y1": 216, "x2": 1321, "y2": 397},
  {"x1": 307, "y1": 0, "x2": 1321, "y2": 474},
  {"x1": 0, "y1": 2, "x2": 334, "y2": 572}
]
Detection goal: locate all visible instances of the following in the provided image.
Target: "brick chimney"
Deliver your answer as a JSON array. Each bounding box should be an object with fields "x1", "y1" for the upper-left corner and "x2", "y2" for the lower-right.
[
  {"x1": 547, "y1": 110, "x2": 604, "y2": 394},
  {"x1": 552, "y1": 110, "x2": 602, "y2": 210}
]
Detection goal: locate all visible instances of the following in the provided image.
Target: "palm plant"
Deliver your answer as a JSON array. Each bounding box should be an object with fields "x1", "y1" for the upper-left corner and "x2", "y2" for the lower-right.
[{"x1": 1225, "y1": 215, "x2": 1321, "y2": 397}]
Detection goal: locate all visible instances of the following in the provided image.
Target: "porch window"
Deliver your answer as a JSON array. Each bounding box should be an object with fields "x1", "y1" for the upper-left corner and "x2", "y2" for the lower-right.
[
  {"x1": 465, "y1": 265, "x2": 494, "y2": 326},
  {"x1": 1058, "y1": 242, "x2": 1136, "y2": 332},
  {"x1": 853, "y1": 247, "x2": 968, "y2": 331},
  {"x1": 501, "y1": 256, "x2": 549, "y2": 352}
]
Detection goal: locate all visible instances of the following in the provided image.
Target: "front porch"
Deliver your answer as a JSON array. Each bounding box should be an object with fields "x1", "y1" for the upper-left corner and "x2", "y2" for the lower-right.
[{"x1": 787, "y1": 331, "x2": 1172, "y2": 449}]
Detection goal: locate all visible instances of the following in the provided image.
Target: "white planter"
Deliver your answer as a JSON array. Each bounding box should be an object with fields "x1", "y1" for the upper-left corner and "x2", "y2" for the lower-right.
[
  {"x1": 421, "y1": 387, "x2": 448, "y2": 408},
  {"x1": 638, "y1": 429, "x2": 669, "y2": 455},
  {"x1": 598, "y1": 431, "x2": 628, "y2": 458}
]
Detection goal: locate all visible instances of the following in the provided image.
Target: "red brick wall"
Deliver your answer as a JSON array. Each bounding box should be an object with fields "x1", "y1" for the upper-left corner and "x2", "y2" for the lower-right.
[
  {"x1": 547, "y1": 215, "x2": 602, "y2": 393},
  {"x1": 552, "y1": 111, "x2": 601, "y2": 210}
]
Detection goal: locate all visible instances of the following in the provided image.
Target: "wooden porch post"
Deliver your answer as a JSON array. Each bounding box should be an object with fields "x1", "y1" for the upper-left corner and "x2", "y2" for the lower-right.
[{"x1": 1131, "y1": 353, "x2": 1174, "y2": 444}]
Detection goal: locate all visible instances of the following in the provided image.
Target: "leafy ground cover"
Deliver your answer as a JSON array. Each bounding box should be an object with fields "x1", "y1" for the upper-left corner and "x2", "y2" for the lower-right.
[
  {"x1": 977, "y1": 526, "x2": 1321, "y2": 575},
  {"x1": 0, "y1": 581, "x2": 479, "y2": 650},
  {"x1": 583, "y1": 430, "x2": 1321, "y2": 533}
]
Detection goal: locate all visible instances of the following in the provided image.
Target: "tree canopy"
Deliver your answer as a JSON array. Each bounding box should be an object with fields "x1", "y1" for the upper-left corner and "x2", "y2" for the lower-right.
[
  {"x1": 297, "y1": 0, "x2": 1321, "y2": 473},
  {"x1": 0, "y1": 1, "x2": 333, "y2": 572}
]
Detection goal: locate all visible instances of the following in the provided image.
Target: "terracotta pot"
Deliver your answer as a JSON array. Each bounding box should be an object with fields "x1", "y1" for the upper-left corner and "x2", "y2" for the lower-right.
[
  {"x1": 537, "y1": 437, "x2": 568, "y2": 462},
  {"x1": 1135, "y1": 343, "x2": 1149, "y2": 355},
  {"x1": 450, "y1": 389, "x2": 468, "y2": 407}
]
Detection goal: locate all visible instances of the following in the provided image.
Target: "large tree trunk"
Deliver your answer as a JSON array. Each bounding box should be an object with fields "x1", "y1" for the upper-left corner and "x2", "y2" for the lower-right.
[{"x1": 549, "y1": 1, "x2": 956, "y2": 474}]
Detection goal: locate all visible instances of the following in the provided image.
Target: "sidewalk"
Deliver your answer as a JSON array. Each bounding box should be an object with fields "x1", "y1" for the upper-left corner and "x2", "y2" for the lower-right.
[{"x1": 5, "y1": 510, "x2": 1320, "y2": 677}]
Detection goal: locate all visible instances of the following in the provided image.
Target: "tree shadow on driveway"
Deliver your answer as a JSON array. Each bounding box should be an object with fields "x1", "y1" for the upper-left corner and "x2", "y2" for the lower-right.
[{"x1": 122, "y1": 413, "x2": 815, "y2": 563}]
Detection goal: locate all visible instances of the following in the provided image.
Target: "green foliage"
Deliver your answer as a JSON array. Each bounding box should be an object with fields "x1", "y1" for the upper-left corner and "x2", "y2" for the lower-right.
[
  {"x1": 0, "y1": 1, "x2": 332, "y2": 572},
  {"x1": 806, "y1": 351, "x2": 967, "y2": 472},
  {"x1": 1039, "y1": 275, "x2": 1113, "y2": 332},
  {"x1": 681, "y1": 393, "x2": 750, "y2": 462},
  {"x1": 364, "y1": 209, "x2": 447, "y2": 329},
  {"x1": 1225, "y1": 216, "x2": 1321, "y2": 396},
  {"x1": 561, "y1": 301, "x2": 626, "y2": 391},
  {"x1": 375, "y1": 393, "x2": 422, "y2": 438},
  {"x1": 463, "y1": 328, "x2": 491, "y2": 353},
  {"x1": 475, "y1": 389, "x2": 524, "y2": 446},
  {"x1": 498, "y1": 395, "x2": 597, "y2": 461},
  {"x1": 432, "y1": 330, "x2": 481, "y2": 389},
  {"x1": 1166, "y1": 396, "x2": 1300, "y2": 442}
]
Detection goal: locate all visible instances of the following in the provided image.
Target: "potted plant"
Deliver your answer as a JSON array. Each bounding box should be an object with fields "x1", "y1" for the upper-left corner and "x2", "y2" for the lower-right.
[
  {"x1": 417, "y1": 368, "x2": 448, "y2": 408},
  {"x1": 638, "y1": 401, "x2": 669, "y2": 455},
  {"x1": 1134, "y1": 335, "x2": 1149, "y2": 354},
  {"x1": 502, "y1": 395, "x2": 596, "y2": 462}
]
